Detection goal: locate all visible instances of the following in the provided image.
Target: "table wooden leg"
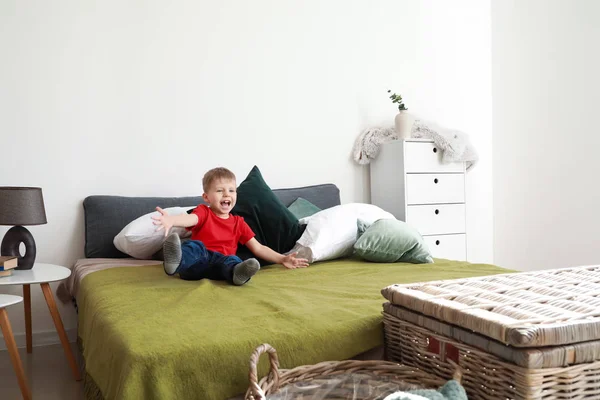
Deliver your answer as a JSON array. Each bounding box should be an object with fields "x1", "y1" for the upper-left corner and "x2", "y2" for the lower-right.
[
  {"x1": 23, "y1": 284, "x2": 32, "y2": 354},
  {"x1": 40, "y1": 283, "x2": 81, "y2": 381},
  {"x1": 0, "y1": 308, "x2": 32, "y2": 400}
]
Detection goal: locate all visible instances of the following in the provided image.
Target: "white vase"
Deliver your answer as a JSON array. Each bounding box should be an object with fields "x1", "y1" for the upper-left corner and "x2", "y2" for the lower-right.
[{"x1": 394, "y1": 111, "x2": 415, "y2": 139}]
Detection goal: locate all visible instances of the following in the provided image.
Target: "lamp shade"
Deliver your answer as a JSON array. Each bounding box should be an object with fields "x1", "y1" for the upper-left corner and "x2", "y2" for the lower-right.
[{"x1": 0, "y1": 187, "x2": 47, "y2": 226}]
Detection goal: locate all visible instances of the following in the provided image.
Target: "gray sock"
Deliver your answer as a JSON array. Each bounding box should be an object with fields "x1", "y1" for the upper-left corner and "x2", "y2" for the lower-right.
[
  {"x1": 163, "y1": 233, "x2": 182, "y2": 276},
  {"x1": 232, "y1": 258, "x2": 260, "y2": 286}
]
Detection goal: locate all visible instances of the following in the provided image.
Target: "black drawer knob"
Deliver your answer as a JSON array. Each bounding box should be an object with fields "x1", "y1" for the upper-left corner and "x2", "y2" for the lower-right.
[
  {"x1": 433, "y1": 148, "x2": 438, "y2": 153},
  {"x1": 435, "y1": 240, "x2": 440, "y2": 245},
  {"x1": 435, "y1": 209, "x2": 439, "y2": 215},
  {"x1": 434, "y1": 178, "x2": 439, "y2": 184}
]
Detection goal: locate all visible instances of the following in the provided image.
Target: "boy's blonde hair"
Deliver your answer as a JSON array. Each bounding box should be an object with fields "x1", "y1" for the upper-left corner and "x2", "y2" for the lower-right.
[{"x1": 202, "y1": 167, "x2": 236, "y2": 192}]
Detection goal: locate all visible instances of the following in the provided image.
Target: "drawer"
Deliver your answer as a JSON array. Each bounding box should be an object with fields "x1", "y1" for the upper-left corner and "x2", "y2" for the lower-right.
[
  {"x1": 423, "y1": 234, "x2": 467, "y2": 261},
  {"x1": 404, "y1": 141, "x2": 464, "y2": 173},
  {"x1": 405, "y1": 174, "x2": 465, "y2": 205},
  {"x1": 405, "y1": 204, "x2": 466, "y2": 235}
]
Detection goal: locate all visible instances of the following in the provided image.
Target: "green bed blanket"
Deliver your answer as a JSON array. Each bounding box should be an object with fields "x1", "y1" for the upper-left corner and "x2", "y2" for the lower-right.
[{"x1": 77, "y1": 257, "x2": 510, "y2": 400}]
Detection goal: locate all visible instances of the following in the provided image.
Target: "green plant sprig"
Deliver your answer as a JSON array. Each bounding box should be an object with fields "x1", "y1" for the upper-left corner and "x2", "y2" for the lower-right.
[{"x1": 388, "y1": 89, "x2": 408, "y2": 112}]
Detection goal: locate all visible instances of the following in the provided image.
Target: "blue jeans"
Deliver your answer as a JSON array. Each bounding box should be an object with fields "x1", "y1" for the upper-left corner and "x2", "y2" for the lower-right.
[{"x1": 176, "y1": 240, "x2": 242, "y2": 283}]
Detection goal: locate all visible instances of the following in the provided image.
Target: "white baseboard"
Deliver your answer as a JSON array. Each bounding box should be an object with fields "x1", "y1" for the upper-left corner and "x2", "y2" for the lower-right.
[{"x1": 0, "y1": 328, "x2": 78, "y2": 350}]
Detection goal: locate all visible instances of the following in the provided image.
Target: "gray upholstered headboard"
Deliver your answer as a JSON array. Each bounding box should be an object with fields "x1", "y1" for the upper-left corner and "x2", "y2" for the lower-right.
[{"x1": 83, "y1": 183, "x2": 340, "y2": 258}]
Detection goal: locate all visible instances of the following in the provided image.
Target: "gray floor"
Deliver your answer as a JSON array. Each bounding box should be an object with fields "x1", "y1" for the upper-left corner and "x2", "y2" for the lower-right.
[{"x1": 0, "y1": 342, "x2": 83, "y2": 400}]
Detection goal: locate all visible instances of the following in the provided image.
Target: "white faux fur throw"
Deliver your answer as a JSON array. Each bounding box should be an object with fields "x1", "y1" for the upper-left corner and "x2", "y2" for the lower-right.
[
  {"x1": 352, "y1": 119, "x2": 478, "y2": 170},
  {"x1": 411, "y1": 119, "x2": 479, "y2": 170},
  {"x1": 351, "y1": 126, "x2": 397, "y2": 165}
]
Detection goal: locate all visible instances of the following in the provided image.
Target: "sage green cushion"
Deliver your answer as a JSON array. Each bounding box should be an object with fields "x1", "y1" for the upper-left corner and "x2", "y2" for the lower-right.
[
  {"x1": 232, "y1": 166, "x2": 305, "y2": 265},
  {"x1": 287, "y1": 197, "x2": 322, "y2": 220},
  {"x1": 357, "y1": 218, "x2": 371, "y2": 237},
  {"x1": 354, "y1": 218, "x2": 433, "y2": 264}
]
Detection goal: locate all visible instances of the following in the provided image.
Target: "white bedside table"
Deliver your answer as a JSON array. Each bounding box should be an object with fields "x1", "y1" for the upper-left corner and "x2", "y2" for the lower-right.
[
  {"x1": 0, "y1": 263, "x2": 81, "y2": 381},
  {"x1": 0, "y1": 294, "x2": 31, "y2": 400}
]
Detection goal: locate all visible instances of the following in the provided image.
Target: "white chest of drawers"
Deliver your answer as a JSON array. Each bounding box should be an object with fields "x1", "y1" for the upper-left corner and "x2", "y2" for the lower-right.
[{"x1": 369, "y1": 139, "x2": 467, "y2": 261}]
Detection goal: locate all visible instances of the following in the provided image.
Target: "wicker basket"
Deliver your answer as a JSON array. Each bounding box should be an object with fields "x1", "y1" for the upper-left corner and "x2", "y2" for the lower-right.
[
  {"x1": 381, "y1": 265, "x2": 600, "y2": 400},
  {"x1": 381, "y1": 265, "x2": 600, "y2": 348},
  {"x1": 383, "y1": 305, "x2": 600, "y2": 400},
  {"x1": 245, "y1": 343, "x2": 459, "y2": 400}
]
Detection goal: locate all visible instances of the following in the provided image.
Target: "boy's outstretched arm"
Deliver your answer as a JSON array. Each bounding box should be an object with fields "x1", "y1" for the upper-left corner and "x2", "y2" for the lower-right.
[
  {"x1": 152, "y1": 206, "x2": 199, "y2": 236},
  {"x1": 245, "y1": 238, "x2": 309, "y2": 269}
]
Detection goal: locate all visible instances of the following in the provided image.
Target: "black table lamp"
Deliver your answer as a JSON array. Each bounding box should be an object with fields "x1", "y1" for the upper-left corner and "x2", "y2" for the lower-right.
[{"x1": 0, "y1": 187, "x2": 47, "y2": 270}]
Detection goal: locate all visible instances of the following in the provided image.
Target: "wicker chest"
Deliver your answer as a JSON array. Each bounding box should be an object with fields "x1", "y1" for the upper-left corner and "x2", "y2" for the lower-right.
[{"x1": 381, "y1": 265, "x2": 600, "y2": 400}]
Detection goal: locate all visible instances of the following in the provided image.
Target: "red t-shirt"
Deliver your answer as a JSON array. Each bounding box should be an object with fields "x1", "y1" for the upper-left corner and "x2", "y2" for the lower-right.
[{"x1": 186, "y1": 205, "x2": 255, "y2": 256}]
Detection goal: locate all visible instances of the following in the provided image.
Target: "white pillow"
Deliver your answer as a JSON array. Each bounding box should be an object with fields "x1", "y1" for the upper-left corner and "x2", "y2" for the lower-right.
[
  {"x1": 113, "y1": 206, "x2": 195, "y2": 259},
  {"x1": 288, "y1": 203, "x2": 396, "y2": 263}
]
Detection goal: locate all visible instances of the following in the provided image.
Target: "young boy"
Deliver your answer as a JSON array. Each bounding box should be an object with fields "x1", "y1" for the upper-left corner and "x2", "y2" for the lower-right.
[{"x1": 152, "y1": 167, "x2": 309, "y2": 285}]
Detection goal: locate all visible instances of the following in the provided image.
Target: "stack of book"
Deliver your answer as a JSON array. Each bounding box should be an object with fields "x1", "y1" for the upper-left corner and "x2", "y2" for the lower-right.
[{"x1": 0, "y1": 256, "x2": 18, "y2": 277}]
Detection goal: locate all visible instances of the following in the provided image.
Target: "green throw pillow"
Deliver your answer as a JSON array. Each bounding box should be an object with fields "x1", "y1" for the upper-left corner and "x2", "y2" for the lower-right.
[
  {"x1": 232, "y1": 166, "x2": 305, "y2": 265},
  {"x1": 353, "y1": 218, "x2": 433, "y2": 264},
  {"x1": 356, "y1": 218, "x2": 371, "y2": 238},
  {"x1": 287, "y1": 197, "x2": 321, "y2": 220}
]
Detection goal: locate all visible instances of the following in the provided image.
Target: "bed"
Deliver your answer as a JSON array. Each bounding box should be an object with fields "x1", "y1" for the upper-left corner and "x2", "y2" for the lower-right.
[{"x1": 60, "y1": 183, "x2": 510, "y2": 400}]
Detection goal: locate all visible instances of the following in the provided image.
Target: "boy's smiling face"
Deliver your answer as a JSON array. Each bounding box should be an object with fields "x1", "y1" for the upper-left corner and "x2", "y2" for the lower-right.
[{"x1": 203, "y1": 178, "x2": 237, "y2": 218}]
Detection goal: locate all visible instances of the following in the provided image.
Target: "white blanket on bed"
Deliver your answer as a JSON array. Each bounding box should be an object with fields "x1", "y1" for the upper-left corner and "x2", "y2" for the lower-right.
[{"x1": 56, "y1": 258, "x2": 162, "y2": 303}]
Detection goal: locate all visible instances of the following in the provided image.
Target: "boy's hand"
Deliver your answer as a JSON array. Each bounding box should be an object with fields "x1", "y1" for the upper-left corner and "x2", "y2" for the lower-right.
[
  {"x1": 152, "y1": 207, "x2": 174, "y2": 237},
  {"x1": 281, "y1": 252, "x2": 309, "y2": 269}
]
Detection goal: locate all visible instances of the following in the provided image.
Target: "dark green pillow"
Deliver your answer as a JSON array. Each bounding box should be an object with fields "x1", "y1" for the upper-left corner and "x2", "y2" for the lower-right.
[
  {"x1": 354, "y1": 218, "x2": 433, "y2": 264},
  {"x1": 232, "y1": 166, "x2": 305, "y2": 265},
  {"x1": 287, "y1": 197, "x2": 322, "y2": 220}
]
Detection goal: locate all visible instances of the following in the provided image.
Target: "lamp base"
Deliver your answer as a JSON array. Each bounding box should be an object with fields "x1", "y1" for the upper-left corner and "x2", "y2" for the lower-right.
[{"x1": 1, "y1": 225, "x2": 36, "y2": 270}]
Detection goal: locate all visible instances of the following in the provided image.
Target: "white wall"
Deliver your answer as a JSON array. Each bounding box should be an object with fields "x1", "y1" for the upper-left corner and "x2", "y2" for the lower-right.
[
  {"x1": 0, "y1": 0, "x2": 493, "y2": 346},
  {"x1": 492, "y1": 0, "x2": 600, "y2": 271}
]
